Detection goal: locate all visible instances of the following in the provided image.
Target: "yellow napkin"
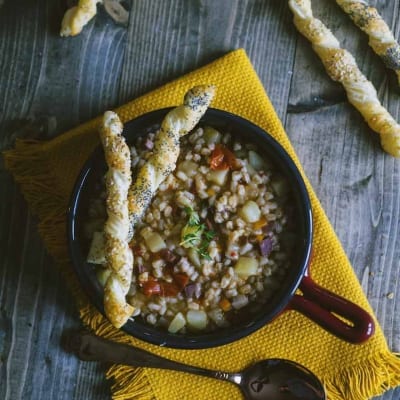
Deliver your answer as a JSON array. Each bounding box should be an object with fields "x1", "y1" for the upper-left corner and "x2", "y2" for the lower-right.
[{"x1": 4, "y1": 49, "x2": 400, "y2": 400}]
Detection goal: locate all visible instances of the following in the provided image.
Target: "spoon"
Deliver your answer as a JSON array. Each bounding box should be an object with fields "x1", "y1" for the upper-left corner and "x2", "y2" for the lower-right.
[{"x1": 63, "y1": 330, "x2": 326, "y2": 400}]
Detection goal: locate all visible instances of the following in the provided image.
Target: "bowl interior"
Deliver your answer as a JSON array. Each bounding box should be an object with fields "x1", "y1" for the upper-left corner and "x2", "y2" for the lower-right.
[{"x1": 68, "y1": 108, "x2": 312, "y2": 349}]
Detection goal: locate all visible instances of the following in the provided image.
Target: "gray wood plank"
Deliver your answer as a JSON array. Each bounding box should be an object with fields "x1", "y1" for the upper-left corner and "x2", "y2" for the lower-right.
[
  {"x1": 1, "y1": 0, "x2": 399, "y2": 399},
  {"x1": 119, "y1": 0, "x2": 296, "y2": 121},
  {"x1": 285, "y1": 1, "x2": 400, "y2": 399},
  {"x1": 0, "y1": 0, "x2": 126, "y2": 399}
]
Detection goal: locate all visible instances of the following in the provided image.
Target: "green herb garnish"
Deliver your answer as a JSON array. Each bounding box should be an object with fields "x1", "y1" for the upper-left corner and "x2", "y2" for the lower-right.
[
  {"x1": 203, "y1": 229, "x2": 216, "y2": 242},
  {"x1": 184, "y1": 206, "x2": 200, "y2": 226},
  {"x1": 197, "y1": 230, "x2": 216, "y2": 260},
  {"x1": 180, "y1": 228, "x2": 203, "y2": 247},
  {"x1": 180, "y1": 207, "x2": 216, "y2": 260}
]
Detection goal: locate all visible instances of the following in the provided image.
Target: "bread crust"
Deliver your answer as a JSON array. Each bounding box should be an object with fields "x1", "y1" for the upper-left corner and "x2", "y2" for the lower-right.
[
  {"x1": 336, "y1": 0, "x2": 400, "y2": 82},
  {"x1": 60, "y1": 0, "x2": 101, "y2": 37},
  {"x1": 100, "y1": 111, "x2": 134, "y2": 328},
  {"x1": 128, "y1": 85, "x2": 216, "y2": 228},
  {"x1": 97, "y1": 86, "x2": 215, "y2": 328}
]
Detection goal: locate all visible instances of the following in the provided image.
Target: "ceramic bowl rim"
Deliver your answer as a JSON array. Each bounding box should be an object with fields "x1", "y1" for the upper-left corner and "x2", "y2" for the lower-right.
[{"x1": 67, "y1": 108, "x2": 313, "y2": 349}]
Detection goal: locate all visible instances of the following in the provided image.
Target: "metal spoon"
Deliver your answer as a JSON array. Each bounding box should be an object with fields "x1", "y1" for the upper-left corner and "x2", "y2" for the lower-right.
[{"x1": 64, "y1": 331, "x2": 326, "y2": 400}]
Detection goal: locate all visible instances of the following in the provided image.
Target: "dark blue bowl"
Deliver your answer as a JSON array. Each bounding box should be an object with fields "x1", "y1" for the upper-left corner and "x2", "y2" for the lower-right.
[{"x1": 67, "y1": 108, "x2": 313, "y2": 349}]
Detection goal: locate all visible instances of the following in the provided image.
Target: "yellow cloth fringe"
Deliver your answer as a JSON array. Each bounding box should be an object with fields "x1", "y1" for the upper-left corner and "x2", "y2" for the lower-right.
[{"x1": 3, "y1": 49, "x2": 400, "y2": 400}]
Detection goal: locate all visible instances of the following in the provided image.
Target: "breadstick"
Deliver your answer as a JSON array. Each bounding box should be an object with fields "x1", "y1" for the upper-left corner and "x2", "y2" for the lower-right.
[
  {"x1": 87, "y1": 86, "x2": 216, "y2": 265},
  {"x1": 336, "y1": 0, "x2": 400, "y2": 83},
  {"x1": 100, "y1": 111, "x2": 134, "y2": 328},
  {"x1": 60, "y1": 0, "x2": 101, "y2": 37},
  {"x1": 128, "y1": 84, "x2": 216, "y2": 227},
  {"x1": 289, "y1": 0, "x2": 400, "y2": 157}
]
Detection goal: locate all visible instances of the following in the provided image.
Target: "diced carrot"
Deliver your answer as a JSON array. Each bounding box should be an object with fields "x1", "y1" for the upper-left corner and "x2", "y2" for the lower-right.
[
  {"x1": 160, "y1": 282, "x2": 180, "y2": 297},
  {"x1": 219, "y1": 298, "x2": 232, "y2": 312},
  {"x1": 253, "y1": 217, "x2": 268, "y2": 230},
  {"x1": 210, "y1": 146, "x2": 226, "y2": 170},
  {"x1": 206, "y1": 188, "x2": 215, "y2": 196},
  {"x1": 209, "y1": 145, "x2": 239, "y2": 171},
  {"x1": 256, "y1": 234, "x2": 264, "y2": 243},
  {"x1": 222, "y1": 146, "x2": 240, "y2": 170},
  {"x1": 141, "y1": 279, "x2": 162, "y2": 296}
]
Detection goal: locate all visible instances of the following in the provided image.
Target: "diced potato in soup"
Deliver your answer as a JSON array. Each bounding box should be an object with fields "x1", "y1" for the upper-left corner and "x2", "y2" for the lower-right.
[
  {"x1": 85, "y1": 126, "x2": 292, "y2": 334},
  {"x1": 186, "y1": 310, "x2": 208, "y2": 330},
  {"x1": 168, "y1": 312, "x2": 186, "y2": 333},
  {"x1": 203, "y1": 126, "x2": 222, "y2": 144},
  {"x1": 207, "y1": 169, "x2": 229, "y2": 185},
  {"x1": 248, "y1": 150, "x2": 265, "y2": 171},
  {"x1": 234, "y1": 257, "x2": 258, "y2": 279},
  {"x1": 239, "y1": 201, "x2": 261, "y2": 223},
  {"x1": 142, "y1": 230, "x2": 167, "y2": 253}
]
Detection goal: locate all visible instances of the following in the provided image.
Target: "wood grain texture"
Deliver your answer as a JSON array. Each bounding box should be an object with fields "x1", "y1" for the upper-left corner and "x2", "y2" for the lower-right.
[
  {"x1": 0, "y1": 0, "x2": 399, "y2": 399},
  {"x1": 286, "y1": 1, "x2": 400, "y2": 399},
  {"x1": 0, "y1": 0, "x2": 126, "y2": 398},
  {"x1": 120, "y1": 0, "x2": 296, "y2": 120}
]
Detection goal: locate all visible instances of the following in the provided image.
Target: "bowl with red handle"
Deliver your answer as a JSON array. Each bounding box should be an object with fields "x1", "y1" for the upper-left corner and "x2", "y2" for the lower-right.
[{"x1": 67, "y1": 108, "x2": 375, "y2": 348}]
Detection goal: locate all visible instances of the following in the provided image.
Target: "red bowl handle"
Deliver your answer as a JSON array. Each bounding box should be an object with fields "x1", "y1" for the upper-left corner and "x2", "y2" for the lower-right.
[{"x1": 289, "y1": 276, "x2": 375, "y2": 343}]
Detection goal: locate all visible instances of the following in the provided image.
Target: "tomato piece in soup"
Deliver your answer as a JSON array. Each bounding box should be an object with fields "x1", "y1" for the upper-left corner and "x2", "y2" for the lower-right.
[{"x1": 210, "y1": 144, "x2": 239, "y2": 170}]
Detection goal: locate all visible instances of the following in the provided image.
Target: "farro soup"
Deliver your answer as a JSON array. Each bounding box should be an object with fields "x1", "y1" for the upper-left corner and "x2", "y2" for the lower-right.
[{"x1": 85, "y1": 125, "x2": 296, "y2": 334}]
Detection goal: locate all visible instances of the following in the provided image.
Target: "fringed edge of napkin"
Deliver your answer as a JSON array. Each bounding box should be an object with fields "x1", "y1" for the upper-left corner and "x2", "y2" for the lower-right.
[
  {"x1": 323, "y1": 352, "x2": 400, "y2": 400},
  {"x1": 3, "y1": 139, "x2": 155, "y2": 398},
  {"x1": 4, "y1": 138, "x2": 400, "y2": 400}
]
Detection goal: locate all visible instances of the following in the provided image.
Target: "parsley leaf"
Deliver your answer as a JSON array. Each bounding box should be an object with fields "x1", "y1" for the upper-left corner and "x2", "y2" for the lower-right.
[
  {"x1": 184, "y1": 206, "x2": 200, "y2": 226},
  {"x1": 180, "y1": 207, "x2": 216, "y2": 260}
]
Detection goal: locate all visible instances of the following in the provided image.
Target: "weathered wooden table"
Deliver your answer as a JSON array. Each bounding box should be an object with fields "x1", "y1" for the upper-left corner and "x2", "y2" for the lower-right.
[{"x1": 1, "y1": 1, "x2": 399, "y2": 399}]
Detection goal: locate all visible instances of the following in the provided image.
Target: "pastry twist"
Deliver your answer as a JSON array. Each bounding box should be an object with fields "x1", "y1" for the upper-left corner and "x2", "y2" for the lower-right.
[
  {"x1": 100, "y1": 111, "x2": 134, "y2": 328},
  {"x1": 289, "y1": 0, "x2": 400, "y2": 157},
  {"x1": 128, "y1": 84, "x2": 216, "y2": 227},
  {"x1": 60, "y1": 0, "x2": 101, "y2": 37},
  {"x1": 336, "y1": 0, "x2": 400, "y2": 83}
]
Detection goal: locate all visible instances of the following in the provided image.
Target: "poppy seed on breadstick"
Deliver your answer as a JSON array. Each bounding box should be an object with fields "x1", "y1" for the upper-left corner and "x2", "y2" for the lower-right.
[{"x1": 289, "y1": 0, "x2": 400, "y2": 157}]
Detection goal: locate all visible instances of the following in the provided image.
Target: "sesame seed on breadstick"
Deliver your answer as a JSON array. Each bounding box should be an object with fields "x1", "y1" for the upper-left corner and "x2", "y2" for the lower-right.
[
  {"x1": 128, "y1": 85, "x2": 216, "y2": 228},
  {"x1": 336, "y1": 0, "x2": 400, "y2": 84},
  {"x1": 289, "y1": 0, "x2": 400, "y2": 157},
  {"x1": 100, "y1": 111, "x2": 134, "y2": 328}
]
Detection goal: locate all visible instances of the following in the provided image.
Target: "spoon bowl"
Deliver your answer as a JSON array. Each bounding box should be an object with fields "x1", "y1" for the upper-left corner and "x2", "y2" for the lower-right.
[
  {"x1": 239, "y1": 359, "x2": 325, "y2": 400},
  {"x1": 64, "y1": 331, "x2": 326, "y2": 400}
]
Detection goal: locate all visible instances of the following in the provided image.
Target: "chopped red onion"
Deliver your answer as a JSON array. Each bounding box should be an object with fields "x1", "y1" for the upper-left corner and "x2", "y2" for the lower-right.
[
  {"x1": 184, "y1": 283, "x2": 202, "y2": 299},
  {"x1": 259, "y1": 237, "x2": 273, "y2": 257},
  {"x1": 184, "y1": 284, "x2": 196, "y2": 298},
  {"x1": 144, "y1": 138, "x2": 154, "y2": 150}
]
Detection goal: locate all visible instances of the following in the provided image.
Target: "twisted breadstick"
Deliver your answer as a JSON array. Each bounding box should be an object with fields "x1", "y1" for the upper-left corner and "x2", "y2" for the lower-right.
[
  {"x1": 336, "y1": 0, "x2": 400, "y2": 83},
  {"x1": 289, "y1": 0, "x2": 400, "y2": 157},
  {"x1": 128, "y1": 84, "x2": 216, "y2": 227},
  {"x1": 100, "y1": 111, "x2": 134, "y2": 328},
  {"x1": 60, "y1": 0, "x2": 101, "y2": 37}
]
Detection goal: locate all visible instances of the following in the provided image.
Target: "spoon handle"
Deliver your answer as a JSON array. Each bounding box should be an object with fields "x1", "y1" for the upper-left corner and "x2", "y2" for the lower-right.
[{"x1": 64, "y1": 330, "x2": 241, "y2": 385}]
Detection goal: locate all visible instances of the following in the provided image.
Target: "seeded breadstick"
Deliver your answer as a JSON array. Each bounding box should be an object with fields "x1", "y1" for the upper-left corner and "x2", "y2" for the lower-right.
[
  {"x1": 60, "y1": 0, "x2": 101, "y2": 37},
  {"x1": 100, "y1": 111, "x2": 134, "y2": 328},
  {"x1": 128, "y1": 85, "x2": 216, "y2": 228},
  {"x1": 289, "y1": 0, "x2": 400, "y2": 157},
  {"x1": 336, "y1": 0, "x2": 400, "y2": 84}
]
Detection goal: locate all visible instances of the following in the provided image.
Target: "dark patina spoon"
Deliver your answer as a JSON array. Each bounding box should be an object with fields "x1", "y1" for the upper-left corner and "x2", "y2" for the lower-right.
[{"x1": 64, "y1": 331, "x2": 326, "y2": 400}]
